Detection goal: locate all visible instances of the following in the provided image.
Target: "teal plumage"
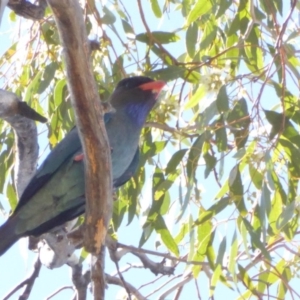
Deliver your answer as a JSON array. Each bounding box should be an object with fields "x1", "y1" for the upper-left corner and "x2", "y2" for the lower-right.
[{"x1": 0, "y1": 76, "x2": 165, "y2": 255}]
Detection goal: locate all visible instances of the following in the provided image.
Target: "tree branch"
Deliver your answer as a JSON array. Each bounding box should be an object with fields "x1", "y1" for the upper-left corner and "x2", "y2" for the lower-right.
[
  {"x1": 116, "y1": 243, "x2": 206, "y2": 266},
  {"x1": 0, "y1": 90, "x2": 47, "y2": 196},
  {"x1": 0, "y1": 0, "x2": 8, "y2": 24},
  {"x1": 131, "y1": 252, "x2": 174, "y2": 276},
  {"x1": 105, "y1": 274, "x2": 147, "y2": 300},
  {"x1": 107, "y1": 237, "x2": 175, "y2": 278},
  {"x1": 71, "y1": 264, "x2": 90, "y2": 300},
  {"x1": 46, "y1": 2, "x2": 113, "y2": 299},
  {"x1": 157, "y1": 273, "x2": 193, "y2": 300},
  {"x1": 45, "y1": 286, "x2": 74, "y2": 300},
  {"x1": 0, "y1": 90, "x2": 48, "y2": 299},
  {"x1": 7, "y1": 0, "x2": 47, "y2": 20}
]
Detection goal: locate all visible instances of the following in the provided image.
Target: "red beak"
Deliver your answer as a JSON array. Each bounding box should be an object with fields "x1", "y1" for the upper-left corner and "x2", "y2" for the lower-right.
[{"x1": 139, "y1": 80, "x2": 166, "y2": 96}]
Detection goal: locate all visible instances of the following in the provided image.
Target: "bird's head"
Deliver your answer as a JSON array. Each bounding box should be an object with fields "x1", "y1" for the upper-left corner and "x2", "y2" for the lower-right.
[{"x1": 110, "y1": 76, "x2": 165, "y2": 127}]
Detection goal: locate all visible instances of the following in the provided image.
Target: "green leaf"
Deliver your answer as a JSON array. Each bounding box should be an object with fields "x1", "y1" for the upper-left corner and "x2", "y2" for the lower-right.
[
  {"x1": 196, "y1": 197, "x2": 230, "y2": 225},
  {"x1": 176, "y1": 183, "x2": 193, "y2": 222},
  {"x1": 142, "y1": 140, "x2": 167, "y2": 159},
  {"x1": 249, "y1": 163, "x2": 263, "y2": 189},
  {"x1": 244, "y1": 25, "x2": 264, "y2": 72},
  {"x1": 174, "y1": 221, "x2": 189, "y2": 244},
  {"x1": 273, "y1": 0, "x2": 283, "y2": 15},
  {"x1": 203, "y1": 151, "x2": 217, "y2": 178},
  {"x1": 112, "y1": 198, "x2": 127, "y2": 230},
  {"x1": 200, "y1": 17, "x2": 218, "y2": 50},
  {"x1": 79, "y1": 247, "x2": 90, "y2": 264},
  {"x1": 165, "y1": 149, "x2": 188, "y2": 175},
  {"x1": 140, "y1": 169, "x2": 166, "y2": 239},
  {"x1": 239, "y1": 16, "x2": 250, "y2": 35},
  {"x1": 187, "y1": 214, "x2": 195, "y2": 259},
  {"x1": 238, "y1": 264, "x2": 256, "y2": 294},
  {"x1": 159, "y1": 191, "x2": 170, "y2": 215},
  {"x1": 186, "y1": 22, "x2": 198, "y2": 58},
  {"x1": 54, "y1": 79, "x2": 67, "y2": 108},
  {"x1": 136, "y1": 31, "x2": 180, "y2": 44},
  {"x1": 186, "y1": 0, "x2": 213, "y2": 26},
  {"x1": 112, "y1": 56, "x2": 124, "y2": 82},
  {"x1": 229, "y1": 165, "x2": 247, "y2": 216},
  {"x1": 242, "y1": 218, "x2": 271, "y2": 260},
  {"x1": 146, "y1": 66, "x2": 200, "y2": 83},
  {"x1": 9, "y1": 11, "x2": 16, "y2": 22},
  {"x1": 256, "y1": 272, "x2": 268, "y2": 296},
  {"x1": 268, "y1": 190, "x2": 283, "y2": 234},
  {"x1": 253, "y1": 203, "x2": 263, "y2": 241},
  {"x1": 197, "y1": 101, "x2": 218, "y2": 129},
  {"x1": 253, "y1": 6, "x2": 266, "y2": 21},
  {"x1": 216, "y1": 0, "x2": 232, "y2": 18},
  {"x1": 127, "y1": 173, "x2": 141, "y2": 225},
  {"x1": 283, "y1": 214, "x2": 298, "y2": 240},
  {"x1": 264, "y1": 110, "x2": 283, "y2": 139},
  {"x1": 216, "y1": 85, "x2": 229, "y2": 113},
  {"x1": 216, "y1": 236, "x2": 226, "y2": 265},
  {"x1": 227, "y1": 98, "x2": 250, "y2": 148},
  {"x1": 154, "y1": 214, "x2": 179, "y2": 256},
  {"x1": 154, "y1": 171, "x2": 179, "y2": 202},
  {"x1": 152, "y1": 141, "x2": 167, "y2": 155},
  {"x1": 215, "y1": 116, "x2": 228, "y2": 152},
  {"x1": 38, "y1": 62, "x2": 58, "y2": 94},
  {"x1": 149, "y1": 44, "x2": 173, "y2": 65},
  {"x1": 186, "y1": 134, "x2": 205, "y2": 180},
  {"x1": 7, "y1": 182, "x2": 17, "y2": 211},
  {"x1": 150, "y1": 0, "x2": 162, "y2": 18},
  {"x1": 24, "y1": 71, "x2": 43, "y2": 103},
  {"x1": 210, "y1": 264, "x2": 222, "y2": 296},
  {"x1": 227, "y1": 13, "x2": 240, "y2": 36},
  {"x1": 139, "y1": 225, "x2": 154, "y2": 247},
  {"x1": 192, "y1": 220, "x2": 213, "y2": 276},
  {"x1": 261, "y1": 183, "x2": 271, "y2": 216},
  {"x1": 102, "y1": 6, "x2": 116, "y2": 24},
  {"x1": 121, "y1": 19, "x2": 134, "y2": 34},
  {"x1": 277, "y1": 266, "x2": 291, "y2": 298},
  {"x1": 276, "y1": 201, "x2": 295, "y2": 230},
  {"x1": 279, "y1": 139, "x2": 300, "y2": 177},
  {"x1": 225, "y1": 33, "x2": 239, "y2": 62},
  {"x1": 184, "y1": 84, "x2": 206, "y2": 110},
  {"x1": 228, "y1": 230, "x2": 238, "y2": 281},
  {"x1": 228, "y1": 165, "x2": 243, "y2": 197}
]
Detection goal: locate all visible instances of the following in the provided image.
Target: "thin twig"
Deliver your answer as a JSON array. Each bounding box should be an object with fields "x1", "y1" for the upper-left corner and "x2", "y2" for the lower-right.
[
  {"x1": 45, "y1": 286, "x2": 74, "y2": 300},
  {"x1": 3, "y1": 255, "x2": 41, "y2": 300},
  {"x1": 117, "y1": 243, "x2": 206, "y2": 266},
  {"x1": 105, "y1": 274, "x2": 147, "y2": 300}
]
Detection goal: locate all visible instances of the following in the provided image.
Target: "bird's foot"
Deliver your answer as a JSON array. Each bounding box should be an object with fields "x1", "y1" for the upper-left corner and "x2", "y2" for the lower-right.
[{"x1": 73, "y1": 153, "x2": 84, "y2": 161}]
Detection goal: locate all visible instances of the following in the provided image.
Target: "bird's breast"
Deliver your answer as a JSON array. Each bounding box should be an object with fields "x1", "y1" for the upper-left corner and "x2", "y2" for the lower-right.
[{"x1": 106, "y1": 116, "x2": 140, "y2": 179}]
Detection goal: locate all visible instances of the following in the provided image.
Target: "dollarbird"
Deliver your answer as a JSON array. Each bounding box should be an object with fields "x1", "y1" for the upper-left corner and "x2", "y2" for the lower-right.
[{"x1": 0, "y1": 76, "x2": 165, "y2": 255}]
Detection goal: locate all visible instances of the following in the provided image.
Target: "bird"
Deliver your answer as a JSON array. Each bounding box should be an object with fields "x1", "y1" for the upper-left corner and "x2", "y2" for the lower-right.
[{"x1": 0, "y1": 76, "x2": 165, "y2": 255}]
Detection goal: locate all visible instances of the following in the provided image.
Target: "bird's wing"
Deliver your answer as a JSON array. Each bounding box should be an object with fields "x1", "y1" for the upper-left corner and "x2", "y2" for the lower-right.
[
  {"x1": 114, "y1": 148, "x2": 139, "y2": 188},
  {"x1": 16, "y1": 112, "x2": 113, "y2": 212}
]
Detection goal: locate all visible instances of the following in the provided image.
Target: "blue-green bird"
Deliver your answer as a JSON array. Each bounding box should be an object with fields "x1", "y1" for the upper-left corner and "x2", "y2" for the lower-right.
[{"x1": 0, "y1": 76, "x2": 165, "y2": 255}]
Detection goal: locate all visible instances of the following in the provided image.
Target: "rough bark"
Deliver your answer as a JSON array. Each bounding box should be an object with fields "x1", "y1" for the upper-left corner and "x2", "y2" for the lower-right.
[
  {"x1": 46, "y1": 1, "x2": 112, "y2": 299},
  {"x1": 0, "y1": 0, "x2": 9, "y2": 24},
  {"x1": 0, "y1": 90, "x2": 46, "y2": 196},
  {"x1": 0, "y1": 90, "x2": 46, "y2": 299},
  {"x1": 7, "y1": 0, "x2": 47, "y2": 20}
]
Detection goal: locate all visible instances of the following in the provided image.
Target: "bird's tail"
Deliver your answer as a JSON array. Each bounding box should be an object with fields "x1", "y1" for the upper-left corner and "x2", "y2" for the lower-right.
[{"x1": 0, "y1": 217, "x2": 20, "y2": 256}]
